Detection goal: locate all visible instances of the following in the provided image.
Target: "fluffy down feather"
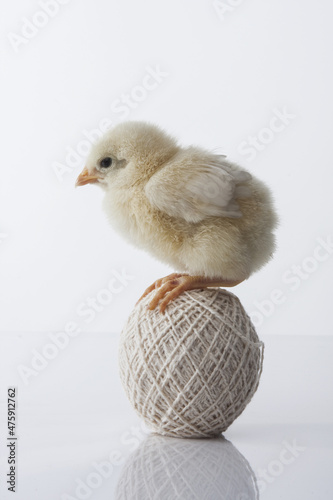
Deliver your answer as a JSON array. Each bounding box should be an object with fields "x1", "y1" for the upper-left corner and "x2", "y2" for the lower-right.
[
  {"x1": 145, "y1": 149, "x2": 252, "y2": 222},
  {"x1": 81, "y1": 121, "x2": 278, "y2": 282}
]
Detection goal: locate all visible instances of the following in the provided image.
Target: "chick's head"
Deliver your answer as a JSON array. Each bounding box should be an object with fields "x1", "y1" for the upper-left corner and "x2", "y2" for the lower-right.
[{"x1": 76, "y1": 121, "x2": 179, "y2": 190}]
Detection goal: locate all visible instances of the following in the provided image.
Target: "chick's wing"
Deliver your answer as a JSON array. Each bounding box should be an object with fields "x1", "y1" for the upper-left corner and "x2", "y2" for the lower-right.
[{"x1": 145, "y1": 150, "x2": 252, "y2": 223}]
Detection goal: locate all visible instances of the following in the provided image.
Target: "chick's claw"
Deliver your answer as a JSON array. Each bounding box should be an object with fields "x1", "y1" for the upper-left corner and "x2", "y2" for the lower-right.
[
  {"x1": 136, "y1": 273, "x2": 188, "y2": 305},
  {"x1": 148, "y1": 274, "x2": 191, "y2": 313}
]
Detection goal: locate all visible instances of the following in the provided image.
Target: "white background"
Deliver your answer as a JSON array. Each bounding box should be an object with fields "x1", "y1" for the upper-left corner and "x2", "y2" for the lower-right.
[
  {"x1": 1, "y1": 0, "x2": 332, "y2": 336},
  {"x1": 0, "y1": 1, "x2": 332, "y2": 499}
]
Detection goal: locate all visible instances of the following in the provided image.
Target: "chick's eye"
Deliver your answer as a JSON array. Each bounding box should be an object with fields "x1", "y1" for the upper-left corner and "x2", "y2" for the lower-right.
[{"x1": 100, "y1": 157, "x2": 112, "y2": 168}]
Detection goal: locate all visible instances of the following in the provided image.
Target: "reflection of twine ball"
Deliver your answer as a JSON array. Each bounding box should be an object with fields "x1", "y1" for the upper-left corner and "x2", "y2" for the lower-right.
[
  {"x1": 119, "y1": 288, "x2": 264, "y2": 438},
  {"x1": 116, "y1": 435, "x2": 259, "y2": 500}
]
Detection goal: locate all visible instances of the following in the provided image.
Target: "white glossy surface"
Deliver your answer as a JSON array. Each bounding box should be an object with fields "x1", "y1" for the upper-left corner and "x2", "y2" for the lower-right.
[{"x1": 0, "y1": 334, "x2": 332, "y2": 499}]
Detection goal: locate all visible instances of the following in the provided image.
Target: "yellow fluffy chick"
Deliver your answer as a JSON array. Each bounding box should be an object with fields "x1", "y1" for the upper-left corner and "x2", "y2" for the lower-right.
[{"x1": 76, "y1": 121, "x2": 278, "y2": 312}]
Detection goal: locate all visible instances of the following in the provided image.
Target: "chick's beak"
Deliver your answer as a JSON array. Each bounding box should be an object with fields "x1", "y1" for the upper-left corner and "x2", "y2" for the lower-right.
[{"x1": 75, "y1": 167, "x2": 100, "y2": 187}]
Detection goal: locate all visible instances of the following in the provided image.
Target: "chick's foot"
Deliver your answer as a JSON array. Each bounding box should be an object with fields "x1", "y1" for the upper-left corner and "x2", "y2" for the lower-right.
[
  {"x1": 138, "y1": 273, "x2": 244, "y2": 314},
  {"x1": 137, "y1": 273, "x2": 188, "y2": 304}
]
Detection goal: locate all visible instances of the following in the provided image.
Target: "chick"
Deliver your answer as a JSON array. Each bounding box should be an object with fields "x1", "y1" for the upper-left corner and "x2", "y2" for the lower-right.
[{"x1": 76, "y1": 121, "x2": 278, "y2": 313}]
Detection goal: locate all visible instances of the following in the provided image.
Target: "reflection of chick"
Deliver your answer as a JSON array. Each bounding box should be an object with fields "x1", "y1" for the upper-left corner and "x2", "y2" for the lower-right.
[{"x1": 76, "y1": 121, "x2": 278, "y2": 312}]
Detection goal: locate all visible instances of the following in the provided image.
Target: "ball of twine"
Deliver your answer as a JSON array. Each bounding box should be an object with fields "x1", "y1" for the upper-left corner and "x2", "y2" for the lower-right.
[
  {"x1": 116, "y1": 434, "x2": 259, "y2": 500},
  {"x1": 119, "y1": 288, "x2": 264, "y2": 438}
]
